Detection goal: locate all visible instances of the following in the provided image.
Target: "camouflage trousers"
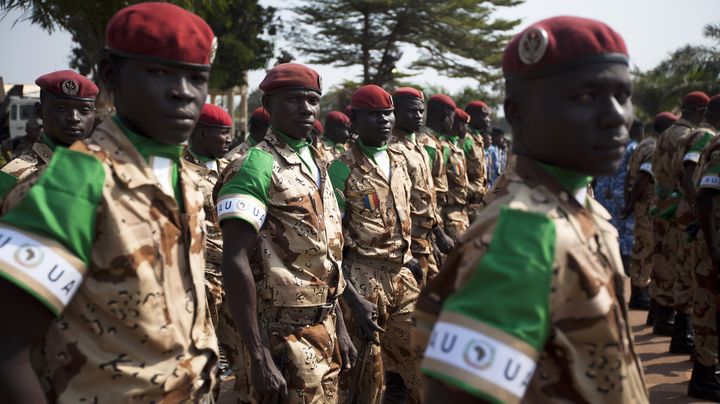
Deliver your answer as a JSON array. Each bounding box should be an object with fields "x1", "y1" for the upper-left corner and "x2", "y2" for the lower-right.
[
  {"x1": 340, "y1": 256, "x2": 422, "y2": 404},
  {"x1": 442, "y1": 205, "x2": 469, "y2": 241},
  {"x1": 414, "y1": 252, "x2": 439, "y2": 287},
  {"x1": 651, "y1": 217, "x2": 675, "y2": 307},
  {"x1": 258, "y1": 304, "x2": 342, "y2": 404},
  {"x1": 692, "y1": 237, "x2": 718, "y2": 366},
  {"x1": 410, "y1": 233, "x2": 439, "y2": 287},
  {"x1": 669, "y1": 222, "x2": 695, "y2": 314},
  {"x1": 206, "y1": 263, "x2": 253, "y2": 403},
  {"x1": 629, "y1": 213, "x2": 653, "y2": 287}
]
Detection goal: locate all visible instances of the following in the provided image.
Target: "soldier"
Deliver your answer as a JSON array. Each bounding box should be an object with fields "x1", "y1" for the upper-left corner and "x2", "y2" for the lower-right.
[
  {"x1": 623, "y1": 113, "x2": 678, "y2": 313},
  {"x1": 686, "y1": 95, "x2": 720, "y2": 401},
  {"x1": 317, "y1": 111, "x2": 351, "y2": 161},
  {"x1": 0, "y1": 70, "x2": 97, "y2": 197},
  {"x1": 217, "y1": 63, "x2": 355, "y2": 404},
  {"x1": 440, "y1": 108, "x2": 471, "y2": 240},
  {"x1": 464, "y1": 101, "x2": 490, "y2": 220},
  {"x1": 487, "y1": 127, "x2": 506, "y2": 187},
  {"x1": 388, "y1": 87, "x2": 453, "y2": 286},
  {"x1": 328, "y1": 84, "x2": 422, "y2": 404},
  {"x1": 652, "y1": 91, "x2": 708, "y2": 347},
  {"x1": 415, "y1": 16, "x2": 648, "y2": 403},
  {"x1": 418, "y1": 94, "x2": 455, "y2": 214},
  {"x1": 0, "y1": 3, "x2": 219, "y2": 401},
  {"x1": 225, "y1": 106, "x2": 269, "y2": 161}
]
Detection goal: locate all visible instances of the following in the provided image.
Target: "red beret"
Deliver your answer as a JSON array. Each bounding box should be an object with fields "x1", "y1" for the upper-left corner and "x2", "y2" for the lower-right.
[
  {"x1": 654, "y1": 111, "x2": 678, "y2": 127},
  {"x1": 465, "y1": 100, "x2": 490, "y2": 114},
  {"x1": 392, "y1": 87, "x2": 424, "y2": 100},
  {"x1": 503, "y1": 16, "x2": 628, "y2": 81},
  {"x1": 106, "y1": 3, "x2": 216, "y2": 70},
  {"x1": 326, "y1": 111, "x2": 350, "y2": 126},
  {"x1": 351, "y1": 85, "x2": 394, "y2": 110},
  {"x1": 199, "y1": 104, "x2": 232, "y2": 128},
  {"x1": 259, "y1": 63, "x2": 322, "y2": 95},
  {"x1": 428, "y1": 94, "x2": 456, "y2": 110},
  {"x1": 683, "y1": 91, "x2": 710, "y2": 108},
  {"x1": 250, "y1": 107, "x2": 270, "y2": 124},
  {"x1": 35, "y1": 70, "x2": 98, "y2": 101},
  {"x1": 454, "y1": 108, "x2": 470, "y2": 123},
  {"x1": 313, "y1": 120, "x2": 324, "y2": 134}
]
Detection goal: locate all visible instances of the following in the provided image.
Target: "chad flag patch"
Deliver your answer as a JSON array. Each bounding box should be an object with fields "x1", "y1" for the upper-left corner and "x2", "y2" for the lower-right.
[{"x1": 363, "y1": 192, "x2": 380, "y2": 210}]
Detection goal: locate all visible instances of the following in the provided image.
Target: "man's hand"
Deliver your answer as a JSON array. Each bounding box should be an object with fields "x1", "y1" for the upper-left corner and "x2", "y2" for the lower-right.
[
  {"x1": 250, "y1": 347, "x2": 288, "y2": 404},
  {"x1": 433, "y1": 226, "x2": 455, "y2": 253},
  {"x1": 345, "y1": 294, "x2": 384, "y2": 345},
  {"x1": 405, "y1": 258, "x2": 424, "y2": 285},
  {"x1": 335, "y1": 306, "x2": 357, "y2": 372}
]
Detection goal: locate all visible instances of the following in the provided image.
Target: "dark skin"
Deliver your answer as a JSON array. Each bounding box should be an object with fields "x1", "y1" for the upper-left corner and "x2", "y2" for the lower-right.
[
  {"x1": 190, "y1": 125, "x2": 232, "y2": 159},
  {"x1": 248, "y1": 118, "x2": 269, "y2": 144},
  {"x1": 424, "y1": 62, "x2": 633, "y2": 402},
  {"x1": 450, "y1": 116, "x2": 469, "y2": 138},
  {"x1": 425, "y1": 101, "x2": 455, "y2": 135},
  {"x1": 222, "y1": 89, "x2": 356, "y2": 404},
  {"x1": 468, "y1": 107, "x2": 491, "y2": 134},
  {"x1": 0, "y1": 56, "x2": 208, "y2": 402},
  {"x1": 323, "y1": 120, "x2": 351, "y2": 145},
  {"x1": 393, "y1": 97, "x2": 455, "y2": 255},
  {"x1": 36, "y1": 93, "x2": 96, "y2": 146},
  {"x1": 681, "y1": 111, "x2": 720, "y2": 205}
]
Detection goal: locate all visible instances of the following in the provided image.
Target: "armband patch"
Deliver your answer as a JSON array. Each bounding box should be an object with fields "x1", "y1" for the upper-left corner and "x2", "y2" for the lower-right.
[{"x1": 217, "y1": 193, "x2": 267, "y2": 231}]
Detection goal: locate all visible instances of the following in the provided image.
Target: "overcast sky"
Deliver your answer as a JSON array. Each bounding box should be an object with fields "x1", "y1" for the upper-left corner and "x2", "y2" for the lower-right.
[{"x1": 1, "y1": 0, "x2": 718, "y2": 93}]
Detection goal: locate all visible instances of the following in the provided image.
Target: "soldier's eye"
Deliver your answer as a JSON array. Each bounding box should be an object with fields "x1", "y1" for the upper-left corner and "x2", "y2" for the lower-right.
[{"x1": 571, "y1": 92, "x2": 594, "y2": 103}]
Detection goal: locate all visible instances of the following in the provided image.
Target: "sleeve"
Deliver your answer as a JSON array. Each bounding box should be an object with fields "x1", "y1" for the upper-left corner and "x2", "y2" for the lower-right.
[
  {"x1": 424, "y1": 145, "x2": 437, "y2": 168},
  {"x1": 0, "y1": 147, "x2": 105, "y2": 316},
  {"x1": 698, "y1": 150, "x2": 720, "y2": 191},
  {"x1": 421, "y1": 207, "x2": 556, "y2": 403},
  {"x1": 328, "y1": 159, "x2": 351, "y2": 212},
  {"x1": 685, "y1": 131, "x2": 715, "y2": 163},
  {"x1": 216, "y1": 147, "x2": 273, "y2": 231}
]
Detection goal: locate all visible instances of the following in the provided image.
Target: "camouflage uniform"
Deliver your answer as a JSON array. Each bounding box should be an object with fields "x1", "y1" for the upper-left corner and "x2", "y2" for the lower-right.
[
  {"x1": 415, "y1": 156, "x2": 649, "y2": 403},
  {"x1": 217, "y1": 128, "x2": 345, "y2": 404},
  {"x1": 316, "y1": 137, "x2": 350, "y2": 163},
  {"x1": 417, "y1": 127, "x2": 448, "y2": 209},
  {"x1": 463, "y1": 131, "x2": 488, "y2": 223},
  {"x1": 389, "y1": 131, "x2": 441, "y2": 283},
  {"x1": 328, "y1": 139, "x2": 421, "y2": 404},
  {"x1": 441, "y1": 135, "x2": 470, "y2": 240},
  {"x1": 652, "y1": 119, "x2": 696, "y2": 309},
  {"x1": 626, "y1": 137, "x2": 656, "y2": 288},
  {"x1": 0, "y1": 116, "x2": 219, "y2": 401},
  {"x1": 0, "y1": 139, "x2": 55, "y2": 197},
  {"x1": 689, "y1": 129, "x2": 719, "y2": 366}
]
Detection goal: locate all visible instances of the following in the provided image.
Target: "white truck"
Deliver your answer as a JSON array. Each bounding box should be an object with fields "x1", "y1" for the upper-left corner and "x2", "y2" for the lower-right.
[{"x1": 1, "y1": 81, "x2": 41, "y2": 140}]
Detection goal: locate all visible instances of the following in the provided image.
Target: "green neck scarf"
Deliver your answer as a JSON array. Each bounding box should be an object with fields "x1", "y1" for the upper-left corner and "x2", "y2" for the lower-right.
[
  {"x1": 113, "y1": 116, "x2": 184, "y2": 163},
  {"x1": 539, "y1": 162, "x2": 593, "y2": 194},
  {"x1": 272, "y1": 125, "x2": 311, "y2": 152},
  {"x1": 357, "y1": 138, "x2": 388, "y2": 164}
]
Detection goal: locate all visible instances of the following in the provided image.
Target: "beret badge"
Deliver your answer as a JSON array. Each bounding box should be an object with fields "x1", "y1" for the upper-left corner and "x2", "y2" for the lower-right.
[
  {"x1": 209, "y1": 37, "x2": 218, "y2": 64},
  {"x1": 518, "y1": 27, "x2": 549, "y2": 65},
  {"x1": 62, "y1": 80, "x2": 79, "y2": 96}
]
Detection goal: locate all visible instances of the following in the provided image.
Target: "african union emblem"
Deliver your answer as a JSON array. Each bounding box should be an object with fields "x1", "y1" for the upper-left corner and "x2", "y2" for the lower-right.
[
  {"x1": 464, "y1": 339, "x2": 495, "y2": 370},
  {"x1": 14, "y1": 244, "x2": 44, "y2": 268}
]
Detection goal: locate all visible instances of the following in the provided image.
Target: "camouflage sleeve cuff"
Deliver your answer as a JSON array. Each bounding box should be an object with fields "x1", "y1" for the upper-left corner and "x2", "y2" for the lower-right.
[
  {"x1": 0, "y1": 225, "x2": 86, "y2": 316},
  {"x1": 639, "y1": 162, "x2": 653, "y2": 175}
]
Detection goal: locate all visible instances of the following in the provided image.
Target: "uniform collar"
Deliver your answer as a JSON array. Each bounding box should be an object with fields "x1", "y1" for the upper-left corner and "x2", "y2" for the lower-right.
[
  {"x1": 40, "y1": 133, "x2": 59, "y2": 151},
  {"x1": 112, "y1": 115, "x2": 184, "y2": 163},
  {"x1": 187, "y1": 146, "x2": 215, "y2": 164}
]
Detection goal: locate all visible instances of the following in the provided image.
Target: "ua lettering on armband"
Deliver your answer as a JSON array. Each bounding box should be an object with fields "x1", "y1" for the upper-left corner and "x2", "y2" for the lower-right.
[
  {"x1": 217, "y1": 193, "x2": 267, "y2": 231},
  {"x1": 639, "y1": 162, "x2": 653, "y2": 175},
  {"x1": 699, "y1": 174, "x2": 720, "y2": 190},
  {"x1": 0, "y1": 226, "x2": 86, "y2": 316},
  {"x1": 422, "y1": 312, "x2": 538, "y2": 403},
  {"x1": 683, "y1": 152, "x2": 701, "y2": 163}
]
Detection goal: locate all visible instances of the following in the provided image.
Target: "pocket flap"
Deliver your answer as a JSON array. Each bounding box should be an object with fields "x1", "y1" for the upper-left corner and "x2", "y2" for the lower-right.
[{"x1": 272, "y1": 285, "x2": 329, "y2": 307}]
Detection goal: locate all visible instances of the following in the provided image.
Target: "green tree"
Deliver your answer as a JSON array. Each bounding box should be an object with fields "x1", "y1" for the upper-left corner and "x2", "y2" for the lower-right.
[
  {"x1": 290, "y1": 0, "x2": 522, "y2": 87},
  {"x1": 0, "y1": 0, "x2": 277, "y2": 90}
]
